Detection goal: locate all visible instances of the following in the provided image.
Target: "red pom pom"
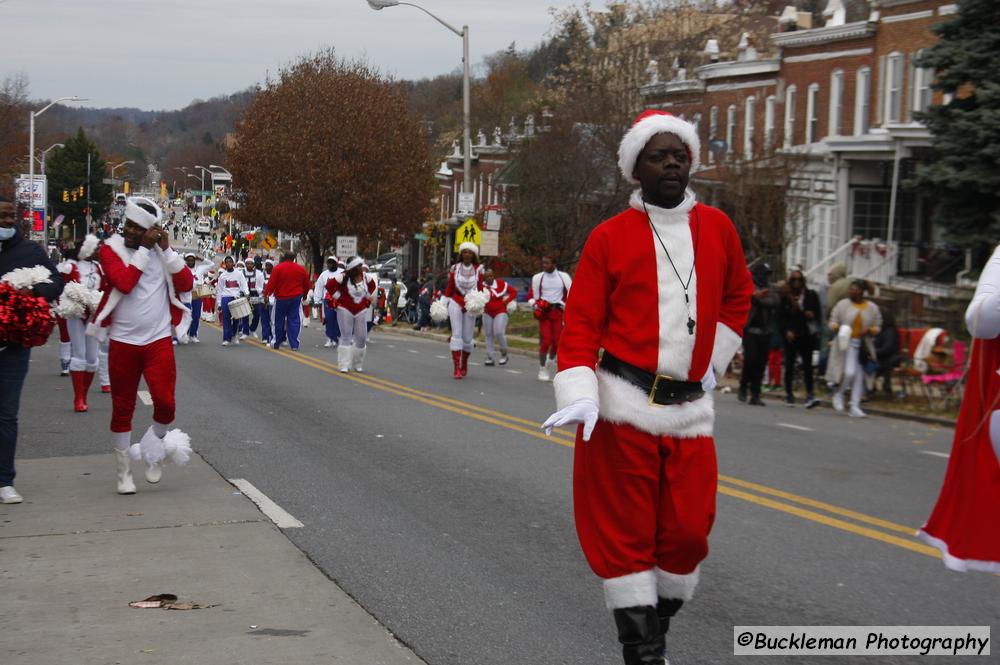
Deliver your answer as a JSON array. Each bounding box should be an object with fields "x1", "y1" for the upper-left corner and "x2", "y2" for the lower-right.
[{"x1": 0, "y1": 283, "x2": 55, "y2": 348}]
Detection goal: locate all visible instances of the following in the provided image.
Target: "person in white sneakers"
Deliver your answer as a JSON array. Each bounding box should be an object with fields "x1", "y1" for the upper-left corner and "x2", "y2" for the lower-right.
[
  {"x1": 183, "y1": 252, "x2": 214, "y2": 344},
  {"x1": 326, "y1": 257, "x2": 376, "y2": 372},
  {"x1": 215, "y1": 256, "x2": 248, "y2": 346},
  {"x1": 482, "y1": 268, "x2": 518, "y2": 367},
  {"x1": 240, "y1": 257, "x2": 267, "y2": 340},
  {"x1": 529, "y1": 256, "x2": 572, "y2": 381},
  {"x1": 314, "y1": 256, "x2": 342, "y2": 348},
  {"x1": 88, "y1": 197, "x2": 193, "y2": 495},
  {"x1": 825, "y1": 279, "x2": 882, "y2": 418}
]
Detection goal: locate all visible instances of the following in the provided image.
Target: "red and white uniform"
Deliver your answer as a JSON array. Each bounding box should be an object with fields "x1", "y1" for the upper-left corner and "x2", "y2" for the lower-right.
[
  {"x1": 328, "y1": 270, "x2": 377, "y2": 372},
  {"x1": 555, "y1": 188, "x2": 752, "y2": 608},
  {"x1": 530, "y1": 269, "x2": 572, "y2": 358},
  {"x1": 445, "y1": 262, "x2": 484, "y2": 312},
  {"x1": 919, "y1": 244, "x2": 1000, "y2": 573},
  {"x1": 326, "y1": 271, "x2": 376, "y2": 316},
  {"x1": 485, "y1": 279, "x2": 517, "y2": 318},
  {"x1": 483, "y1": 279, "x2": 517, "y2": 362}
]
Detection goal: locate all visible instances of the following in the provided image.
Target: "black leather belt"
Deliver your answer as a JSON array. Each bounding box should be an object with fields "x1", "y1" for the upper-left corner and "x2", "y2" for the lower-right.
[{"x1": 599, "y1": 352, "x2": 704, "y2": 407}]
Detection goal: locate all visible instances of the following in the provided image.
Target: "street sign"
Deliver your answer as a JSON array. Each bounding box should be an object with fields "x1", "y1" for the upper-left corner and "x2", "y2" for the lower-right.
[
  {"x1": 16, "y1": 175, "x2": 46, "y2": 210},
  {"x1": 484, "y1": 206, "x2": 503, "y2": 231},
  {"x1": 479, "y1": 231, "x2": 499, "y2": 257},
  {"x1": 457, "y1": 192, "x2": 475, "y2": 215},
  {"x1": 453, "y1": 218, "x2": 481, "y2": 252},
  {"x1": 413, "y1": 233, "x2": 428, "y2": 241},
  {"x1": 336, "y1": 235, "x2": 358, "y2": 258},
  {"x1": 262, "y1": 235, "x2": 278, "y2": 250}
]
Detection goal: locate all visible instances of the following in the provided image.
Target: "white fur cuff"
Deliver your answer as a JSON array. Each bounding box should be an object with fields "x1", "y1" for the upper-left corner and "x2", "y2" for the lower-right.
[
  {"x1": 553, "y1": 365, "x2": 599, "y2": 411},
  {"x1": 655, "y1": 566, "x2": 700, "y2": 601},
  {"x1": 603, "y1": 568, "x2": 657, "y2": 609},
  {"x1": 711, "y1": 323, "x2": 742, "y2": 378}
]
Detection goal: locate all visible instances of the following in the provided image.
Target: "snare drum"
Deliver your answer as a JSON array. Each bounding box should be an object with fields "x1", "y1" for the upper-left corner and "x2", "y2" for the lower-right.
[
  {"x1": 193, "y1": 284, "x2": 213, "y2": 299},
  {"x1": 248, "y1": 296, "x2": 262, "y2": 306},
  {"x1": 228, "y1": 297, "x2": 252, "y2": 320}
]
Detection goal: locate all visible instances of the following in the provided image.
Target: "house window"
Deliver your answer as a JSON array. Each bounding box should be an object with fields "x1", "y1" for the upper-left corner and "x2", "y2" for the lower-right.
[
  {"x1": 743, "y1": 97, "x2": 755, "y2": 159},
  {"x1": 806, "y1": 83, "x2": 820, "y2": 143},
  {"x1": 829, "y1": 70, "x2": 844, "y2": 137},
  {"x1": 885, "y1": 52, "x2": 904, "y2": 123},
  {"x1": 912, "y1": 50, "x2": 934, "y2": 114},
  {"x1": 726, "y1": 105, "x2": 737, "y2": 156},
  {"x1": 765, "y1": 95, "x2": 776, "y2": 149},
  {"x1": 708, "y1": 106, "x2": 718, "y2": 164},
  {"x1": 850, "y1": 187, "x2": 917, "y2": 241},
  {"x1": 784, "y1": 85, "x2": 797, "y2": 148},
  {"x1": 854, "y1": 67, "x2": 871, "y2": 135}
]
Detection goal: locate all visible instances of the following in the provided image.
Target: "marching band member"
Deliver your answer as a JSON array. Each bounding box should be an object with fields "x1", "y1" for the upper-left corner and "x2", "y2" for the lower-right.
[
  {"x1": 529, "y1": 256, "x2": 573, "y2": 381},
  {"x1": 314, "y1": 256, "x2": 342, "y2": 348},
  {"x1": 542, "y1": 111, "x2": 752, "y2": 664},
  {"x1": 183, "y1": 252, "x2": 214, "y2": 344},
  {"x1": 89, "y1": 197, "x2": 194, "y2": 495},
  {"x1": 445, "y1": 242, "x2": 483, "y2": 379},
  {"x1": 57, "y1": 236, "x2": 103, "y2": 412},
  {"x1": 215, "y1": 256, "x2": 248, "y2": 346},
  {"x1": 240, "y1": 257, "x2": 267, "y2": 340},
  {"x1": 263, "y1": 252, "x2": 312, "y2": 351},
  {"x1": 261, "y1": 259, "x2": 275, "y2": 344},
  {"x1": 327, "y1": 257, "x2": 376, "y2": 373},
  {"x1": 482, "y1": 268, "x2": 517, "y2": 366}
]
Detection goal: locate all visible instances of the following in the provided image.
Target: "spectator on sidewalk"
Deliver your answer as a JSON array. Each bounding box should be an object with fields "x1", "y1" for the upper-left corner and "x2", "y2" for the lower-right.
[
  {"x1": 739, "y1": 262, "x2": 779, "y2": 406},
  {"x1": 875, "y1": 309, "x2": 902, "y2": 397},
  {"x1": 779, "y1": 268, "x2": 822, "y2": 408},
  {"x1": 263, "y1": 252, "x2": 311, "y2": 351},
  {"x1": 826, "y1": 279, "x2": 882, "y2": 418},
  {"x1": 0, "y1": 195, "x2": 64, "y2": 504}
]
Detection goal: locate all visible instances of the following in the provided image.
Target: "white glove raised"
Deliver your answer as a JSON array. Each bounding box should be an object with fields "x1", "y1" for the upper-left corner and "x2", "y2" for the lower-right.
[
  {"x1": 542, "y1": 398, "x2": 599, "y2": 442},
  {"x1": 701, "y1": 367, "x2": 717, "y2": 393}
]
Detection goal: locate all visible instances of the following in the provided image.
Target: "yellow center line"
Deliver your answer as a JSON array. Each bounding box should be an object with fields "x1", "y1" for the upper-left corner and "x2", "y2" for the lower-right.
[{"x1": 208, "y1": 324, "x2": 938, "y2": 560}]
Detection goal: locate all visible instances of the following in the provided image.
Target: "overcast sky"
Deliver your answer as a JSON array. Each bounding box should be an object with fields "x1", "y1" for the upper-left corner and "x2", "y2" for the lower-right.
[{"x1": 1, "y1": 0, "x2": 589, "y2": 111}]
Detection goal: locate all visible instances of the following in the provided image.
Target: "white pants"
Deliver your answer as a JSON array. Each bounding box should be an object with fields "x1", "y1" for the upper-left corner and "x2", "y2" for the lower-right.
[
  {"x1": 837, "y1": 340, "x2": 865, "y2": 408},
  {"x1": 66, "y1": 317, "x2": 99, "y2": 372},
  {"x1": 483, "y1": 313, "x2": 509, "y2": 358},
  {"x1": 448, "y1": 300, "x2": 476, "y2": 353},
  {"x1": 337, "y1": 308, "x2": 368, "y2": 349},
  {"x1": 98, "y1": 341, "x2": 110, "y2": 386}
]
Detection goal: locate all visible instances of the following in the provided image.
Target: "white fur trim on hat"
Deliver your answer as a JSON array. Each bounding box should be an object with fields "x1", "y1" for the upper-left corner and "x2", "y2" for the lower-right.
[
  {"x1": 124, "y1": 196, "x2": 162, "y2": 229},
  {"x1": 79, "y1": 234, "x2": 100, "y2": 261},
  {"x1": 344, "y1": 256, "x2": 364, "y2": 272},
  {"x1": 458, "y1": 242, "x2": 479, "y2": 257},
  {"x1": 619, "y1": 111, "x2": 701, "y2": 185}
]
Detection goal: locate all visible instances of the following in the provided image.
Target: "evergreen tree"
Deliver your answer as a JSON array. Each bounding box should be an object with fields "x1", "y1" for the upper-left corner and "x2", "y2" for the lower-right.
[
  {"x1": 46, "y1": 128, "x2": 113, "y2": 239},
  {"x1": 914, "y1": 0, "x2": 1000, "y2": 258}
]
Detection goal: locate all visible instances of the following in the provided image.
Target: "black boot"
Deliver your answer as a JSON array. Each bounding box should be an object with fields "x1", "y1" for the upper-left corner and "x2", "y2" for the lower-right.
[
  {"x1": 656, "y1": 597, "x2": 684, "y2": 637},
  {"x1": 613, "y1": 605, "x2": 665, "y2": 665}
]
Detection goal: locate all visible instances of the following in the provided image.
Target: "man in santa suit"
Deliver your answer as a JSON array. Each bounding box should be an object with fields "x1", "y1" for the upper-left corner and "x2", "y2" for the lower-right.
[
  {"x1": 529, "y1": 256, "x2": 572, "y2": 382},
  {"x1": 543, "y1": 110, "x2": 752, "y2": 664},
  {"x1": 89, "y1": 197, "x2": 194, "y2": 495}
]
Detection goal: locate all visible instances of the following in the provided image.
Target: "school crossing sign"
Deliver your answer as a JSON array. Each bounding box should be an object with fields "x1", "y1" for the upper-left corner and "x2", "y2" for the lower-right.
[{"x1": 453, "y1": 218, "x2": 481, "y2": 252}]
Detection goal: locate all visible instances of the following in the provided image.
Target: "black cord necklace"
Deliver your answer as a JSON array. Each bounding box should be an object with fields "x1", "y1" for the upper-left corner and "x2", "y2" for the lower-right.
[{"x1": 642, "y1": 200, "x2": 700, "y2": 335}]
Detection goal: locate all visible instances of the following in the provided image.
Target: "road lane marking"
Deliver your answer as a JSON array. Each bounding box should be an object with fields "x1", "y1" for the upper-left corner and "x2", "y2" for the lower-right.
[
  {"x1": 435, "y1": 355, "x2": 447, "y2": 359},
  {"x1": 505, "y1": 369, "x2": 522, "y2": 375},
  {"x1": 215, "y1": 324, "x2": 942, "y2": 561},
  {"x1": 137, "y1": 391, "x2": 152, "y2": 406},
  {"x1": 777, "y1": 422, "x2": 814, "y2": 432},
  {"x1": 408, "y1": 349, "x2": 419, "y2": 354},
  {"x1": 921, "y1": 451, "x2": 950, "y2": 459},
  {"x1": 228, "y1": 479, "x2": 304, "y2": 529}
]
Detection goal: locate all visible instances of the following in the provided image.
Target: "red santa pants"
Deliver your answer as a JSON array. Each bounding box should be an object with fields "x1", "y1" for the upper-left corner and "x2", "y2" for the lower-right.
[
  {"x1": 537, "y1": 307, "x2": 564, "y2": 356},
  {"x1": 108, "y1": 337, "x2": 176, "y2": 433},
  {"x1": 574, "y1": 419, "x2": 717, "y2": 606}
]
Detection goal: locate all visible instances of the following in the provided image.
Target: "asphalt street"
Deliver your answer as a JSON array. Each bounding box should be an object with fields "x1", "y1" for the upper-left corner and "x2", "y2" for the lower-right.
[{"x1": 18, "y1": 317, "x2": 999, "y2": 664}]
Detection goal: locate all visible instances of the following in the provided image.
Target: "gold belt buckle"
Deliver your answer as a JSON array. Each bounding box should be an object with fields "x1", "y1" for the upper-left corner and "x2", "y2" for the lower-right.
[{"x1": 648, "y1": 374, "x2": 674, "y2": 406}]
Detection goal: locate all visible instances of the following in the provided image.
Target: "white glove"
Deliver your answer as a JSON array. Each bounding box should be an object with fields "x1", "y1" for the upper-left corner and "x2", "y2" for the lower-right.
[
  {"x1": 542, "y1": 398, "x2": 599, "y2": 442},
  {"x1": 701, "y1": 368, "x2": 717, "y2": 393}
]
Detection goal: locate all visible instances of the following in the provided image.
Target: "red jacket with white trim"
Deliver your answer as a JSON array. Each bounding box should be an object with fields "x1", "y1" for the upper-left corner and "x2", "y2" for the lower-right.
[
  {"x1": 484, "y1": 279, "x2": 517, "y2": 317},
  {"x1": 553, "y1": 191, "x2": 752, "y2": 438},
  {"x1": 326, "y1": 272, "x2": 376, "y2": 315},
  {"x1": 445, "y1": 263, "x2": 484, "y2": 310}
]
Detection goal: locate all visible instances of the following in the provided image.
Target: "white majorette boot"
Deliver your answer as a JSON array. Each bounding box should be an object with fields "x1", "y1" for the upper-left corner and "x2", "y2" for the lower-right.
[
  {"x1": 129, "y1": 426, "x2": 193, "y2": 484},
  {"x1": 114, "y1": 449, "x2": 136, "y2": 495},
  {"x1": 338, "y1": 344, "x2": 352, "y2": 373},
  {"x1": 352, "y1": 346, "x2": 367, "y2": 373}
]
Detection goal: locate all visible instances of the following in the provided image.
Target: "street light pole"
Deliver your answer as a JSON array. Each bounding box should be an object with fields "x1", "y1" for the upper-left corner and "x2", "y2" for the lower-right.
[
  {"x1": 366, "y1": 1, "x2": 471, "y2": 194},
  {"x1": 29, "y1": 95, "x2": 85, "y2": 243},
  {"x1": 194, "y1": 165, "x2": 210, "y2": 216}
]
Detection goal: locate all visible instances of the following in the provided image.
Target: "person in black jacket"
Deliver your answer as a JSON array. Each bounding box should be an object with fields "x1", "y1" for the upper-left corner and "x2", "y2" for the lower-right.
[
  {"x1": 874, "y1": 308, "x2": 902, "y2": 397},
  {"x1": 739, "y1": 261, "x2": 779, "y2": 406},
  {"x1": 0, "y1": 195, "x2": 64, "y2": 504},
  {"x1": 778, "y1": 268, "x2": 822, "y2": 408}
]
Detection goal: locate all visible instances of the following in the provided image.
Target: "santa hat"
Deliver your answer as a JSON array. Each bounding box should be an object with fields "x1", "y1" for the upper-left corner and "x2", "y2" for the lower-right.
[
  {"x1": 124, "y1": 196, "x2": 162, "y2": 229},
  {"x1": 344, "y1": 256, "x2": 364, "y2": 272},
  {"x1": 79, "y1": 234, "x2": 100, "y2": 261},
  {"x1": 458, "y1": 242, "x2": 479, "y2": 259},
  {"x1": 183, "y1": 252, "x2": 197, "y2": 259},
  {"x1": 326, "y1": 255, "x2": 338, "y2": 263},
  {"x1": 618, "y1": 110, "x2": 701, "y2": 185}
]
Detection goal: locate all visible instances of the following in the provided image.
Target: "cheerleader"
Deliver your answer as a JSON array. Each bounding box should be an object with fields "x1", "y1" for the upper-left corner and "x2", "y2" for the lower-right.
[
  {"x1": 326, "y1": 256, "x2": 376, "y2": 373},
  {"x1": 482, "y1": 268, "x2": 517, "y2": 366},
  {"x1": 445, "y1": 242, "x2": 484, "y2": 379},
  {"x1": 55, "y1": 236, "x2": 104, "y2": 413}
]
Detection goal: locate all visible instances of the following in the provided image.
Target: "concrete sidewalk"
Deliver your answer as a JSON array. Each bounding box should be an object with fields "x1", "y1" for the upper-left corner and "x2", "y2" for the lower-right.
[{"x1": 0, "y1": 452, "x2": 425, "y2": 664}]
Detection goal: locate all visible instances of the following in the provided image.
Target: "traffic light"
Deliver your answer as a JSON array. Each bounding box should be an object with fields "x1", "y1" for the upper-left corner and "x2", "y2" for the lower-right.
[
  {"x1": 72, "y1": 191, "x2": 78, "y2": 202},
  {"x1": 78, "y1": 186, "x2": 84, "y2": 197},
  {"x1": 62, "y1": 190, "x2": 69, "y2": 202}
]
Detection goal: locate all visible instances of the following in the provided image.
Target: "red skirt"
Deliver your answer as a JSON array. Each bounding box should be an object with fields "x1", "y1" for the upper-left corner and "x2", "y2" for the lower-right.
[{"x1": 918, "y1": 337, "x2": 1000, "y2": 573}]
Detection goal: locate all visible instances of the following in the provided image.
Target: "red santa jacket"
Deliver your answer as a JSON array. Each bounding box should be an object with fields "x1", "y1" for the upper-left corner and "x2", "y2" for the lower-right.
[
  {"x1": 87, "y1": 235, "x2": 194, "y2": 342},
  {"x1": 484, "y1": 279, "x2": 517, "y2": 317},
  {"x1": 445, "y1": 263, "x2": 484, "y2": 310},
  {"x1": 553, "y1": 190, "x2": 752, "y2": 438},
  {"x1": 327, "y1": 272, "x2": 377, "y2": 315}
]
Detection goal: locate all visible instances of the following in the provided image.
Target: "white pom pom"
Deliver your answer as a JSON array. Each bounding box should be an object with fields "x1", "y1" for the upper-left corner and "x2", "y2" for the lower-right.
[
  {"x1": 430, "y1": 299, "x2": 449, "y2": 323},
  {"x1": 163, "y1": 429, "x2": 192, "y2": 466},
  {"x1": 136, "y1": 426, "x2": 167, "y2": 467},
  {"x1": 506, "y1": 300, "x2": 518, "y2": 315},
  {"x1": 2, "y1": 265, "x2": 53, "y2": 290},
  {"x1": 79, "y1": 235, "x2": 100, "y2": 261},
  {"x1": 463, "y1": 289, "x2": 489, "y2": 316}
]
